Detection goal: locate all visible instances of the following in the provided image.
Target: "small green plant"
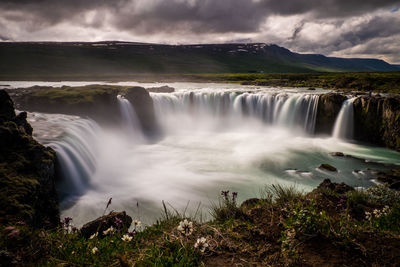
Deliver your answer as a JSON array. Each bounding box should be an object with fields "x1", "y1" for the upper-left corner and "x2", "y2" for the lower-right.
[
  {"x1": 263, "y1": 184, "x2": 304, "y2": 207},
  {"x1": 365, "y1": 183, "x2": 400, "y2": 206},
  {"x1": 284, "y1": 203, "x2": 331, "y2": 239},
  {"x1": 366, "y1": 204, "x2": 400, "y2": 233},
  {"x1": 210, "y1": 190, "x2": 241, "y2": 222}
]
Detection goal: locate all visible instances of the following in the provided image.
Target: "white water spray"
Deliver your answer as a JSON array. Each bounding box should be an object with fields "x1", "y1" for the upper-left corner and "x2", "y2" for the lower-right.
[
  {"x1": 151, "y1": 91, "x2": 319, "y2": 134},
  {"x1": 332, "y1": 97, "x2": 357, "y2": 140},
  {"x1": 48, "y1": 118, "x2": 100, "y2": 198},
  {"x1": 117, "y1": 95, "x2": 143, "y2": 139},
  {"x1": 25, "y1": 85, "x2": 400, "y2": 227}
]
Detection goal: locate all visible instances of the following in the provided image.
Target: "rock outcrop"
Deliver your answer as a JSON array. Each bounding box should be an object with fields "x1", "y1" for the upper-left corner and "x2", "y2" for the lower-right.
[
  {"x1": 315, "y1": 93, "x2": 347, "y2": 135},
  {"x1": 80, "y1": 211, "x2": 132, "y2": 238},
  {"x1": 353, "y1": 95, "x2": 400, "y2": 151},
  {"x1": 318, "y1": 164, "x2": 337, "y2": 172},
  {"x1": 315, "y1": 93, "x2": 400, "y2": 151},
  {"x1": 8, "y1": 85, "x2": 161, "y2": 136},
  {"x1": 8, "y1": 85, "x2": 121, "y2": 124},
  {"x1": 0, "y1": 90, "x2": 59, "y2": 228},
  {"x1": 377, "y1": 169, "x2": 400, "y2": 190},
  {"x1": 124, "y1": 86, "x2": 160, "y2": 137},
  {"x1": 315, "y1": 179, "x2": 354, "y2": 194}
]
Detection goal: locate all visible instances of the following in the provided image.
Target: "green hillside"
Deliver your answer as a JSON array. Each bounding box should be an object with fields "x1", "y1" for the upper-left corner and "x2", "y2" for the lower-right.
[{"x1": 0, "y1": 42, "x2": 398, "y2": 80}]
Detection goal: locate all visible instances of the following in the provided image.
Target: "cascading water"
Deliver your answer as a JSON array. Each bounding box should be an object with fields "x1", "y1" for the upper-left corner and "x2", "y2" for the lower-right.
[
  {"x1": 332, "y1": 97, "x2": 357, "y2": 140},
  {"x1": 151, "y1": 91, "x2": 319, "y2": 134},
  {"x1": 47, "y1": 118, "x2": 100, "y2": 199},
  {"x1": 23, "y1": 83, "x2": 400, "y2": 227},
  {"x1": 117, "y1": 95, "x2": 144, "y2": 139}
]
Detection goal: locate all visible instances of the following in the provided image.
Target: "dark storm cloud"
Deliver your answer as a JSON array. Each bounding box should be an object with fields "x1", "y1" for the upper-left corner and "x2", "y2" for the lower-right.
[
  {"x1": 289, "y1": 21, "x2": 305, "y2": 41},
  {"x1": 113, "y1": 0, "x2": 266, "y2": 34},
  {"x1": 0, "y1": 0, "x2": 128, "y2": 27},
  {"x1": 0, "y1": 0, "x2": 399, "y2": 62},
  {"x1": 286, "y1": 14, "x2": 400, "y2": 55},
  {"x1": 258, "y1": 0, "x2": 399, "y2": 17},
  {"x1": 0, "y1": 0, "x2": 398, "y2": 33}
]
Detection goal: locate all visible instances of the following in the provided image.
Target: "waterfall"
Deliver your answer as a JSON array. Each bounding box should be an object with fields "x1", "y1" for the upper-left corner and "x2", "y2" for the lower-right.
[
  {"x1": 332, "y1": 97, "x2": 357, "y2": 140},
  {"x1": 117, "y1": 95, "x2": 143, "y2": 138},
  {"x1": 48, "y1": 118, "x2": 100, "y2": 198},
  {"x1": 151, "y1": 91, "x2": 319, "y2": 134}
]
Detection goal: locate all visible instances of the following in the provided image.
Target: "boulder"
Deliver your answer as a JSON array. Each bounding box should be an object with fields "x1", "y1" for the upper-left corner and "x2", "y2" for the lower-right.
[
  {"x1": 80, "y1": 211, "x2": 132, "y2": 238},
  {"x1": 318, "y1": 163, "x2": 337, "y2": 172},
  {"x1": 330, "y1": 152, "x2": 344, "y2": 157}
]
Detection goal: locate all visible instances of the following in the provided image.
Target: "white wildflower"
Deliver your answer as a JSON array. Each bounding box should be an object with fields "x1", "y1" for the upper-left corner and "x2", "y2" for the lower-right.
[
  {"x1": 92, "y1": 247, "x2": 98, "y2": 254},
  {"x1": 121, "y1": 234, "x2": 133, "y2": 242},
  {"x1": 382, "y1": 205, "x2": 390, "y2": 216},
  {"x1": 177, "y1": 219, "x2": 193, "y2": 236},
  {"x1": 365, "y1": 211, "x2": 372, "y2": 221},
  {"x1": 194, "y1": 237, "x2": 209, "y2": 253},
  {"x1": 103, "y1": 226, "x2": 115, "y2": 236},
  {"x1": 133, "y1": 220, "x2": 141, "y2": 227},
  {"x1": 89, "y1": 232, "x2": 98, "y2": 240}
]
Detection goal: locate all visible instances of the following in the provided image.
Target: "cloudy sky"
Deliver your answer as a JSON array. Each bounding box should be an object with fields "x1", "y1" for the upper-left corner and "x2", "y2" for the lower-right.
[{"x1": 0, "y1": 0, "x2": 399, "y2": 63}]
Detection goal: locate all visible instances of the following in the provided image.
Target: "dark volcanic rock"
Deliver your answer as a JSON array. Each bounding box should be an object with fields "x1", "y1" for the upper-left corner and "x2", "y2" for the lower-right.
[
  {"x1": 315, "y1": 93, "x2": 347, "y2": 135},
  {"x1": 377, "y1": 169, "x2": 400, "y2": 190},
  {"x1": 81, "y1": 211, "x2": 132, "y2": 238},
  {"x1": 316, "y1": 179, "x2": 354, "y2": 194},
  {"x1": 315, "y1": 93, "x2": 400, "y2": 151},
  {"x1": 330, "y1": 152, "x2": 344, "y2": 157},
  {"x1": 318, "y1": 163, "x2": 338, "y2": 172},
  {"x1": 353, "y1": 95, "x2": 400, "y2": 151},
  {"x1": 0, "y1": 90, "x2": 59, "y2": 228},
  {"x1": 125, "y1": 86, "x2": 160, "y2": 137}
]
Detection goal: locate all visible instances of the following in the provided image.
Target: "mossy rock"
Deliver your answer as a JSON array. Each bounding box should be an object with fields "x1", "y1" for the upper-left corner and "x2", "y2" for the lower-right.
[{"x1": 0, "y1": 90, "x2": 59, "y2": 228}]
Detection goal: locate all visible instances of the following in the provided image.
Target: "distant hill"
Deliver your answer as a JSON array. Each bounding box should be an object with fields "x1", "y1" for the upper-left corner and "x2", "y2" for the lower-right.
[{"x1": 0, "y1": 41, "x2": 398, "y2": 80}]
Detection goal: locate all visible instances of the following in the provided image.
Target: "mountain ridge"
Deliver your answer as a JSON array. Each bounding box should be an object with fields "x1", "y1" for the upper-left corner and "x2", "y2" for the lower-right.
[{"x1": 0, "y1": 41, "x2": 398, "y2": 80}]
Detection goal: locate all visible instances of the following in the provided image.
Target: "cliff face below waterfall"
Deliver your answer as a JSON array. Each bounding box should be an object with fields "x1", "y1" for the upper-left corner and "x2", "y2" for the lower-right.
[
  {"x1": 315, "y1": 92, "x2": 400, "y2": 151},
  {"x1": 0, "y1": 90, "x2": 59, "y2": 228},
  {"x1": 315, "y1": 93, "x2": 347, "y2": 134},
  {"x1": 353, "y1": 96, "x2": 400, "y2": 151}
]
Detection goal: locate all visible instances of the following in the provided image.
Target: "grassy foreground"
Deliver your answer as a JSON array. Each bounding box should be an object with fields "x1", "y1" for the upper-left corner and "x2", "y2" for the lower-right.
[{"x1": 1, "y1": 180, "x2": 400, "y2": 266}]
